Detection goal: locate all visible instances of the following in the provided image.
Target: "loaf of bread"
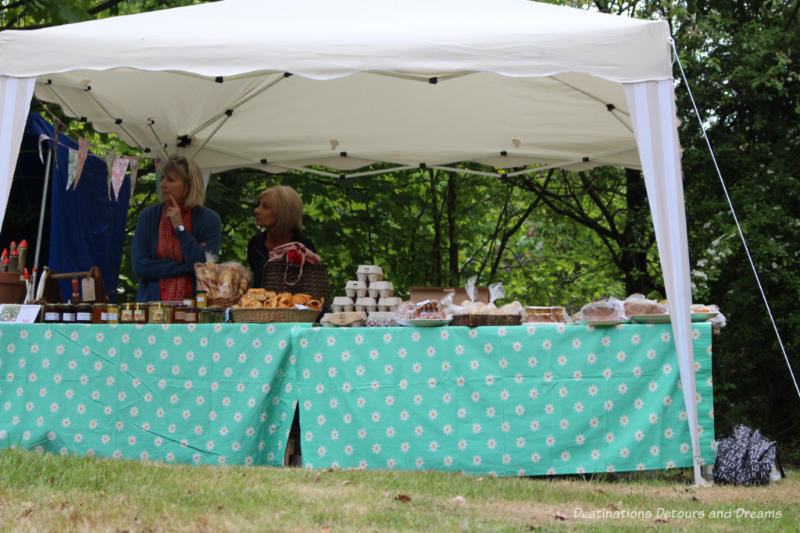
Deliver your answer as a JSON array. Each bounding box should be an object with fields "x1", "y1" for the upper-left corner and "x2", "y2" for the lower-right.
[
  {"x1": 580, "y1": 299, "x2": 624, "y2": 321},
  {"x1": 623, "y1": 299, "x2": 668, "y2": 316}
]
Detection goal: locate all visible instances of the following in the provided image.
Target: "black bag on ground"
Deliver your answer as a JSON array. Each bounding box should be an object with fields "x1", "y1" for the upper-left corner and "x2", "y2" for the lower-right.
[{"x1": 712, "y1": 424, "x2": 782, "y2": 485}]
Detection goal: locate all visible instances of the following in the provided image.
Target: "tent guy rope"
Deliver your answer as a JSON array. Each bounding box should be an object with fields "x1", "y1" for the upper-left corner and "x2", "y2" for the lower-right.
[{"x1": 672, "y1": 40, "x2": 800, "y2": 403}]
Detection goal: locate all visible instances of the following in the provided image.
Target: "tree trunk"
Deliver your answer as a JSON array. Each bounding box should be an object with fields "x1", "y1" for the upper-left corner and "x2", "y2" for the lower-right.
[{"x1": 446, "y1": 174, "x2": 458, "y2": 286}]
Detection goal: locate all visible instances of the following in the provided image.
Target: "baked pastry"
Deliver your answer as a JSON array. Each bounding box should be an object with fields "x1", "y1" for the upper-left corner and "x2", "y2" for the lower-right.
[{"x1": 413, "y1": 300, "x2": 445, "y2": 319}]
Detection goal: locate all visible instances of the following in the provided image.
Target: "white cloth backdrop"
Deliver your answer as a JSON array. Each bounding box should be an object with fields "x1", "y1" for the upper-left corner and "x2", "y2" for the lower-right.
[{"x1": 0, "y1": 76, "x2": 36, "y2": 233}]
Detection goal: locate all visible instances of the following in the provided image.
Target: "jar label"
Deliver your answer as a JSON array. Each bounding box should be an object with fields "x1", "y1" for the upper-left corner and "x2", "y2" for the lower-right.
[
  {"x1": 184, "y1": 313, "x2": 196, "y2": 322},
  {"x1": 62, "y1": 313, "x2": 76, "y2": 322},
  {"x1": 107, "y1": 312, "x2": 119, "y2": 321},
  {"x1": 77, "y1": 312, "x2": 92, "y2": 322},
  {"x1": 134, "y1": 310, "x2": 146, "y2": 321},
  {"x1": 121, "y1": 310, "x2": 133, "y2": 321},
  {"x1": 45, "y1": 312, "x2": 59, "y2": 321},
  {"x1": 151, "y1": 309, "x2": 164, "y2": 321}
]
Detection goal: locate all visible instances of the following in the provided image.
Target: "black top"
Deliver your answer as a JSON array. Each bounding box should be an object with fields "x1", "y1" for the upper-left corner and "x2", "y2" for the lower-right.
[{"x1": 247, "y1": 229, "x2": 317, "y2": 289}]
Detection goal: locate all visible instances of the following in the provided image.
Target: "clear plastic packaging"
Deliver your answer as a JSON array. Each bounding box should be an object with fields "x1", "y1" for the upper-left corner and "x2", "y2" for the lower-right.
[{"x1": 576, "y1": 297, "x2": 626, "y2": 322}]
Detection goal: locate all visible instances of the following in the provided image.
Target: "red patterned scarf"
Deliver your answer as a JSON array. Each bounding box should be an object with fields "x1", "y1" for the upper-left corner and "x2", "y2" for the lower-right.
[{"x1": 157, "y1": 205, "x2": 193, "y2": 301}]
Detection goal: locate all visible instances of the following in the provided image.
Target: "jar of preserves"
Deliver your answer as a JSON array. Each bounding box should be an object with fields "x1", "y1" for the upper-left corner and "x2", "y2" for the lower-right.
[
  {"x1": 133, "y1": 303, "x2": 146, "y2": 324},
  {"x1": 91, "y1": 303, "x2": 107, "y2": 324},
  {"x1": 182, "y1": 306, "x2": 198, "y2": 324},
  {"x1": 172, "y1": 304, "x2": 185, "y2": 324},
  {"x1": 61, "y1": 302, "x2": 76, "y2": 323},
  {"x1": 75, "y1": 303, "x2": 92, "y2": 323},
  {"x1": 196, "y1": 291, "x2": 208, "y2": 308},
  {"x1": 43, "y1": 303, "x2": 61, "y2": 323},
  {"x1": 208, "y1": 306, "x2": 225, "y2": 323},
  {"x1": 105, "y1": 303, "x2": 119, "y2": 324},
  {"x1": 120, "y1": 303, "x2": 134, "y2": 323},
  {"x1": 148, "y1": 302, "x2": 166, "y2": 324}
]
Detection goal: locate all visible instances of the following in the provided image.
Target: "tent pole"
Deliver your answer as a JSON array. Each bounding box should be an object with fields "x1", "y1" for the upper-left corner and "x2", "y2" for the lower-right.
[{"x1": 31, "y1": 144, "x2": 53, "y2": 292}]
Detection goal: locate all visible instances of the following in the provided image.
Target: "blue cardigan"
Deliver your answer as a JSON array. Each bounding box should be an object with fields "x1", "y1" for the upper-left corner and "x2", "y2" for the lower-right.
[{"x1": 131, "y1": 203, "x2": 222, "y2": 302}]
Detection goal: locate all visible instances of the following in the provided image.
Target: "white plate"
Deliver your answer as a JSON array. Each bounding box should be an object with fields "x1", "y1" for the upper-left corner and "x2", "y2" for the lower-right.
[
  {"x1": 396, "y1": 318, "x2": 452, "y2": 327},
  {"x1": 578, "y1": 320, "x2": 627, "y2": 326},
  {"x1": 631, "y1": 314, "x2": 671, "y2": 324},
  {"x1": 691, "y1": 312, "x2": 718, "y2": 322}
]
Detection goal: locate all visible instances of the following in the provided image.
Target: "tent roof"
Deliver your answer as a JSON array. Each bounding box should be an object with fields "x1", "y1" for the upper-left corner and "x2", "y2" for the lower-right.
[{"x1": 0, "y1": 0, "x2": 673, "y2": 174}]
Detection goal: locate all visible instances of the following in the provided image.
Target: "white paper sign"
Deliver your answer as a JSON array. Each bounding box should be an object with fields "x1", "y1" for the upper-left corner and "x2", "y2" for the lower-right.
[{"x1": 0, "y1": 304, "x2": 42, "y2": 323}]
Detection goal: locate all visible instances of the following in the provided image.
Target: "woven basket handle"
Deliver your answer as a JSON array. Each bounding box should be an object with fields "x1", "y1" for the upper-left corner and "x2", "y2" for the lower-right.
[{"x1": 281, "y1": 256, "x2": 305, "y2": 287}]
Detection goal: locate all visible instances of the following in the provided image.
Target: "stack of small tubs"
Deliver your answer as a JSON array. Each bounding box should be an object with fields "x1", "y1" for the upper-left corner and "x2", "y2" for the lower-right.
[{"x1": 330, "y1": 265, "x2": 402, "y2": 326}]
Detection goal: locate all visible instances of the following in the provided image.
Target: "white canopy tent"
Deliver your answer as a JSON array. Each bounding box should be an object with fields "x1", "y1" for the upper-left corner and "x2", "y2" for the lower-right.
[{"x1": 0, "y1": 0, "x2": 703, "y2": 483}]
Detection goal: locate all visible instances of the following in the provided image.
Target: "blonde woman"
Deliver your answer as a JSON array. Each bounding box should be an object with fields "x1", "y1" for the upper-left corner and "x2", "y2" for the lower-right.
[
  {"x1": 247, "y1": 185, "x2": 316, "y2": 288},
  {"x1": 132, "y1": 155, "x2": 221, "y2": 302}
]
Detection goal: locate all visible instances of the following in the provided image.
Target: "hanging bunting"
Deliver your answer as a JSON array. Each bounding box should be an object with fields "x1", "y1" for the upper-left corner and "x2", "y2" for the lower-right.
[
  {"x1": 72, "y1": 137, "x2": 91, "y2": 190},
  {"x1": 66, "y1": 148, "x2": 78, "y2": 190},
  {"x1": 111, "y1": 157, "x2": 130, "y2": 201},
  {"x1": 104, "y1": 152, "x2": 117, "y2": 200},
  {"x1": 128, "y1": 158, "x2": 141, "y2": 191}
]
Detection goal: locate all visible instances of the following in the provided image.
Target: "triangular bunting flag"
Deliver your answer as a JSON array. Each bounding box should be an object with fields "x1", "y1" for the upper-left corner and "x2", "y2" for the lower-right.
[
  {"x1": 72, "y1": 137, "x2": 91, "y2": 190},
  {"x1": 111, "y1": 157, "x2": 130, "y2": 201},
  {"x1": 104, "y1": 152, "x2": 117, "y2": 200},
  {"x1": 66, "y1": 148, "x2": 78, "y2": 190},
  {"x1": 128, "y1": 158, "x2": 141, "y2": 191}
]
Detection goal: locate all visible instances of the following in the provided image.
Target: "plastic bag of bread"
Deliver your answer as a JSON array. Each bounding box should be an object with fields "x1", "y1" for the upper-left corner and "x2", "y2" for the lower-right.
[
  {"x1": 194, "y1": 261, "x2": 252, "y2": 298},
  {"x1": 396, "y1": 299, "x2": 448, "y2": 321},
  {"x1": 623, "y1": 294, "x2": 668, "y2": 317},
  {"x1": 577, "y1": 297, "x2": 625, "y2": 322}
]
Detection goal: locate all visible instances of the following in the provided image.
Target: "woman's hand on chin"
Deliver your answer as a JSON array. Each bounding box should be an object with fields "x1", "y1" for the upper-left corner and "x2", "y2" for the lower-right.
[{"x1": 165, "y1": 194, "x2": 183, "y2": 228}]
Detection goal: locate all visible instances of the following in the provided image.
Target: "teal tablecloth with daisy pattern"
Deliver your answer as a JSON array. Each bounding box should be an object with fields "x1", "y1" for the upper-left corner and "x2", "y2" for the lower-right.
[
  {"x1": 1, "y1": 322, "x2": 714, "y2": 475},
  {"x1": 0, "y1": 322, "x2": 304, "y2": 466},
  {"x1": 292, "y1": 323, "x2": 715, "y2": 476}
]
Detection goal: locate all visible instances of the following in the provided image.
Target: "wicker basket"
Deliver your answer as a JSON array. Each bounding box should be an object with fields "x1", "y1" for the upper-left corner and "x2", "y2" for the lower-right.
[
  {"x1": 262, "y1": 260, "x2": 330, "y2": 304},
  {"x1": 450, "y1": 314, "x2": 522, "y2": 327},
  {"x1": 230, "y1": 307, "x2": 320, "y2": 323},
  {"x1": 208, "y1": 296, "x2": 241, "y2": 309}
]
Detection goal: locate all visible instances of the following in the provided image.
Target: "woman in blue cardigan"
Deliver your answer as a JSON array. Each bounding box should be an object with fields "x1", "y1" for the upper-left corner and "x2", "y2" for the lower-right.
[{"x1": 131, "y1": 155, "x2": 221, "y2": 302}]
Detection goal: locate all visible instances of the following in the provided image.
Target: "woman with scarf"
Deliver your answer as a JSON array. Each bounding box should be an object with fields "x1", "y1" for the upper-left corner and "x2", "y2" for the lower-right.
[
  {"x1": 247, "y1": 185, "x2": 316, "y2": 289},
  {"x1": 132, "y1": 155, "x2": 221, "y2": 302}
]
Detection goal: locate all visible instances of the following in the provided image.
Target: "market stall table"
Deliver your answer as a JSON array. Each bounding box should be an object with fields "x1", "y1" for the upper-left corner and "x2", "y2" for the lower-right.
[
  {"x1": 0, "y1": 322, "x2": 714, "y2": 476},
  {"x1": 0, "y1": 322, "x2": 304, "y2": 466},
  {"x1": 291, "y1": 323, "x2": 715, "y2": 476}
]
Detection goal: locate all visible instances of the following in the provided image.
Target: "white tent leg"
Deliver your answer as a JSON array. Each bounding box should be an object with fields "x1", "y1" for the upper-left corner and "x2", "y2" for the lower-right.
[
  {"x1": 624, "y1": 80, "x2": 704, "y2": 486},
  {"x1": 0, "y1": 76, "x2": 36, "y2": 233}
]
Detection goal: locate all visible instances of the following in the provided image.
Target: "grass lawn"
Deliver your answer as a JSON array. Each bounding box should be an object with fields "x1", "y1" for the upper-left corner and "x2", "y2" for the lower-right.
[{"x1": 0, "y1": 449, "x2": 796, "y2": 532}]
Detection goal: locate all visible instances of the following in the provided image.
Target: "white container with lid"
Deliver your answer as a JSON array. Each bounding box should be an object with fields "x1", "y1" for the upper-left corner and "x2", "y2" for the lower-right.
[
  {"x1": 345, "y1": 280, "x2": 368, "y2": 298},
  {"x1": 331, "y1": 296, "x2": 355, "y2": 313},
  {"x1": 354, "y1": 296, "x2": 377, "y2": 313},
  {"x1": 369, "y1": 281, "x2": 394, "y2": 298},
  {"x1": 356, "y1": 265, "x2": 384, "y2": 283},
  {"x1": 377, "y1": 296, "x2": 402, "y2": 312}
]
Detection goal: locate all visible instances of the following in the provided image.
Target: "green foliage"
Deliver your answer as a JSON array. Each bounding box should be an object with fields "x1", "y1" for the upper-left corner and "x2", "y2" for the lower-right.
[{"x1": 671, "y1": 0, "x2": 800, "y2": 456}]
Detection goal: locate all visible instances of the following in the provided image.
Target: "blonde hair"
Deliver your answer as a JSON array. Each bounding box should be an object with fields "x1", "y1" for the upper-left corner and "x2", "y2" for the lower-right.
[
  {"x1": 259, "y1": 185, "x2": 303, "y2": 234},
  {"x1": 160, "y1": 154, "x2": 205, "y2": 208}
]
